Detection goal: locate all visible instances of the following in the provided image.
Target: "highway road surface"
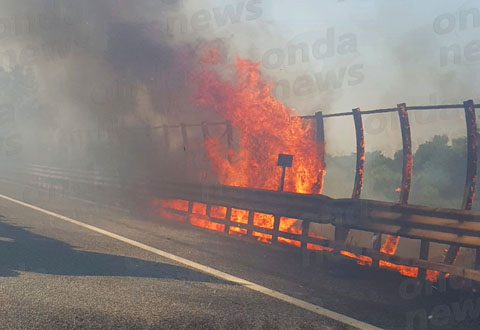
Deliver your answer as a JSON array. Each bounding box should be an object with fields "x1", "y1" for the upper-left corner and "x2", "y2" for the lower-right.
[{"x1": 0, "y1": 177, "x2": 478, "y2": 330}]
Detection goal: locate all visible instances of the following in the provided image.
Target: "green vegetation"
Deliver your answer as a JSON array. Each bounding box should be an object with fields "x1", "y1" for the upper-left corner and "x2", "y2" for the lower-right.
[{"x1": 323, "y1": 135, "x2": 477, "y2": 210}]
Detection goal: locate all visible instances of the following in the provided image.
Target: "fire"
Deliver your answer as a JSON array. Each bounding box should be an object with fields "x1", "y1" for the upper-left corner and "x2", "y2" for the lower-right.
[
  {"x1": 426, "y1": 270, "x2": 441, "y2": 282},
  {"x1": 279, "y1": 217, "x2": 302, "y2": 234},
  {"x1": 191, "y1": 56, "x2": 324, "y2": 194},
  {"x1": 379, "y1": 260, "x2": 418, "y2": 277},
  {"x1": 185, "y1": 54, "x2": 323, "y2": 246},
  {"x1": 210, "y1": 206, "x2": 227, "y2": 219},
  {"x1": 377, "y1": 231, "x2": 419, "y2": 278},
  {"x1": 340, "y1": 251, "x2": 372, "y2": 266},
  {"x1": 380, "y1": 235, "x2": 400, "y2": 255},
  {"x1": 152, "y1": 52, "x2": 441, "y2": 282},
  {"x1": 377, "y1": 134, "x2": 417, "y2": 278}
]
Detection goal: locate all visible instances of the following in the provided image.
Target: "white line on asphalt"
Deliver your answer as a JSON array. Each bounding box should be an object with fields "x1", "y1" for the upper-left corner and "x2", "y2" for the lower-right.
[{"x1": 0, "y1": 193, "x2": 383, "y2": 330}]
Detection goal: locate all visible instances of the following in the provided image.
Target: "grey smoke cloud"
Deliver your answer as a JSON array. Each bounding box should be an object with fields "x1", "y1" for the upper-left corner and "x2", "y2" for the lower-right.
[{"x1": 1, "y1": 0, "x2": 479, "y2": 160}]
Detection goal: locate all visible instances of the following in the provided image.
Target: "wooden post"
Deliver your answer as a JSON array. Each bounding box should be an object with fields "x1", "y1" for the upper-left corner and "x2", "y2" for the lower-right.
[
  {"x1": 445, "y1": 100, "x2": 478, "y2": 266},
  {"x1": 272, "y1": 215, "x2": 280, "y2": 243},
  {"x1": 314, "y1": 111, "x2": 326, "y2": 194},
  {"x1": 398, "y1": 103, "x2": 413, "y2": 206},
  {"x1": 375, "y1": 103, "x2": 414, "y2": 268},
  {"x1": 352, "y1": 108, "x2": 365, "y2": 200},
  {"x1": 419, "y1": 241, "x2": 430, "y2": 279},
  {"x1": 301, "y1": 220, "x2": 311, "y2": 268},
  {"x1": 372, "y1": 232, "x2": 382, "y2": 268},
  {"x1": 314, "y1": 111, "x2": 326, "y2": 259},
  {"x1": 399, "y1": 103, "x2": 427, "y2": 278},
  {"x1": 247, "y1": 210, "x2": 254, "y2": 236},
  {"x1": 224, "y1": 207, "x2": 232, "y2": 234},
  {"x1": 187, "y1": 201, "x2": 193, "y2": 224}
]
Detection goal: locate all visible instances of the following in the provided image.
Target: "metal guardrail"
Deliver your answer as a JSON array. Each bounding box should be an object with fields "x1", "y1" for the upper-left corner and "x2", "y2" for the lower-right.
[{"x1": 6, "y1": 163, "x2": 480, "y2": 282}]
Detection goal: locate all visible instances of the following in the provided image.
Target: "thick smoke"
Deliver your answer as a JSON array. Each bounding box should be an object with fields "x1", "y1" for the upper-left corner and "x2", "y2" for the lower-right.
[{"x1": 0, "y1": 0, "x2": 208, "y2": 177}]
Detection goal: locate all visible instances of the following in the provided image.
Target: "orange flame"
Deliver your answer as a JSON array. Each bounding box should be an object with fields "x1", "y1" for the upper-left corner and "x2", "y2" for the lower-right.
[
  {"x1": 192, "y1": 56, "x2": 324, "y2": 194},
  {"x1": 152, "y1": 52, "x2": 442, "y2": 282}
]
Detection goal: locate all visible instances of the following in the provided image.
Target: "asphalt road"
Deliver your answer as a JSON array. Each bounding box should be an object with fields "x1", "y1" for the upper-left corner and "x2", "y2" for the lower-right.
[{"x1": 0, "y1": 177, "x2": 479, "y2": 330}]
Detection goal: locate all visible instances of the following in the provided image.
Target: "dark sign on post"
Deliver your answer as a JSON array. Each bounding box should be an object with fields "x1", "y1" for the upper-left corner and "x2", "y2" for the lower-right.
[
  {"x1": 277, "y1": 154, "x2": 293, "y2": 167},
  {"x1": 277, "y1": 154, "x2": 293, "y2": 191}
]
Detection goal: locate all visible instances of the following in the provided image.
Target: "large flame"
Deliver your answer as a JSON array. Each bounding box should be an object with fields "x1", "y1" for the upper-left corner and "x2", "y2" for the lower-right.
[
  {"x1": 191, "y1": 56, "x2": 324, "y2": 194},
  {"x1": 152, "y1": 51, "x2": 441, "y2": 282}
]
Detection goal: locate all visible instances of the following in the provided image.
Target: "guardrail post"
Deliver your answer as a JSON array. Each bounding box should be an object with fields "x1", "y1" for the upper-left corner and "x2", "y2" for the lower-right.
[
  {"x1": 186, "y1": 201, "x2": 193, "y2": 223},
  {"x1": 418, "y1": 241, "x2": 430, "y2": 279},
  {"x1": 314, "y1": 111, "x2": 326, "y2": 261},
  {"x1": 445, "y1": 100, "x2": 478, "y2": 266},
  {"x1": 301, "y1": 220, "x2": 311, "y2": 268},
  {"x1": 315, "y1": 111, "x2": 326, "y2": 193},
  {"x1": 247, "y1": 210, "x2": 254, "y2": 236},
  {"x1": 351, "y1": 108, "x2": 365, "y2": 200},
  {"x1": 397, "y1": 103, "x2": 413, "y2": 205},
  {"x1": 400, "y1": 103, "x2": 428, "y2": 279},
  {"x1": 375, "y1": 103, "x2": 415, "y2": 269},
  {"x1": 372, "y1": 233, "x2": 382, "y2": 267},
  {"x1": 224, "y1": 207, "x2": 232, "y2": 234},
  {"x1": 272, "y1": 215, "x2": 280, "y2": 243}
]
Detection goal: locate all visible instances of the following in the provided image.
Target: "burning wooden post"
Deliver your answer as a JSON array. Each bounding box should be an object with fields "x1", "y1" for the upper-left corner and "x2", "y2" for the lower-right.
[
  {"x1": 398, "y1": 103, "x2": 413, "y2": 205},
  {"x1": 444, "y1": 100, "x2": 478, "y2": 266},
  {"x1": 462, "y1": 100, "x2": 478, "y2": 211},
  {"x1": 373, "y1": 103, "x2": 414, "y2": 268},
  {"x1": 352, "y1": 108, "x2": 365, "y2": 200},
  {"x1": 397, "y1": 103, "x2": 430, "y2": 279}
]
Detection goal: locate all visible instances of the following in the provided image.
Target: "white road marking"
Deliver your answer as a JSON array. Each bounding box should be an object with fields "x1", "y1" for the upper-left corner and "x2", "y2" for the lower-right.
[{"x1": 0, "y1": 192, "x2": 383, "y2": 330}]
